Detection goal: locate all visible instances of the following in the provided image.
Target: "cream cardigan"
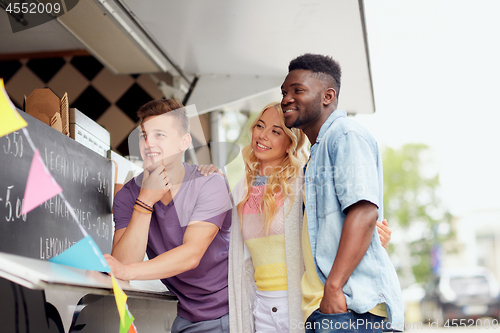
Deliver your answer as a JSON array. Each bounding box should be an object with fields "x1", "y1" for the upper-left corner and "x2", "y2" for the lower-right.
[{"x1": 228, "y1": 176, "x2": 305, "y2": 333}]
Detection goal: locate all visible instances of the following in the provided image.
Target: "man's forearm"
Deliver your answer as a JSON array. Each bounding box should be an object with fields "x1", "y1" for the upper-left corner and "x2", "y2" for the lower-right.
[
  {"x1": 324, "y1": 201, "x2": 378, "y2": 296},
  {"x1": 111, "y1": 210, "x2": 152, "y2": 264},
  {"x1": 120, "y1": 243, "x2": 203, "y2": 280},
  {"x1": 117, "y1": 221, "x2": 219, "y2": 280}
]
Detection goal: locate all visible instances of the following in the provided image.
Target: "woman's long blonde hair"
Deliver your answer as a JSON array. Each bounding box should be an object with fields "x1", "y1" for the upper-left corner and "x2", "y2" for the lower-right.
[{"x1": 237, "y1": 102, "x2": 308, "y2": 233}]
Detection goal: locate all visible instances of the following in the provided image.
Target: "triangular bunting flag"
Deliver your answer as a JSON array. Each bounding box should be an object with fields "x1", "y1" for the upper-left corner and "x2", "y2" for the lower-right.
[
  {"x1": 21, "y1": 149, "x2": 63, "y2": 215},
  {"x1": 0, "y1": 79, "x2": 27, "y2": 137},
  {"x1": 129, "y1": 322, "x2": 138, "y2": 333},
  {"x1": 111, "y1": 274, "x2": 128, "y2": 324},
  {"x1": 48, "y1": 235, "x2": 110, "y2": 272},
  {"x1": 119, "y1": 307, "x2": 135, "y2": 333}
]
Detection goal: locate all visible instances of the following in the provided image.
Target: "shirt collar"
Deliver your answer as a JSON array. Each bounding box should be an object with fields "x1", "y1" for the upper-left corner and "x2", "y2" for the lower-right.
[{"x1": 315, "y1": 110, "x2": 347, "y2": 144}]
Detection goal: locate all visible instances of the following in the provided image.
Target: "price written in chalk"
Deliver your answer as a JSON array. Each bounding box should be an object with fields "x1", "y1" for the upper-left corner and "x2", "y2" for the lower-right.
[
  {"x1": 95, "y1": 172, "x2": 111, "y2": 196},
  {"x1": 0, "y1": 185, "x2": 27, "y2": 222},
  {"x1": 3, "y1": 131, "x2": 24, "y2": 158}
]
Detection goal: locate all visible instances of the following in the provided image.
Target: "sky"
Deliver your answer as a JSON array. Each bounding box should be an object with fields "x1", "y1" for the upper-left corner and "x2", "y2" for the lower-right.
[{"x1": 355, "y1": 0, "x2": 500, "y2": 217}]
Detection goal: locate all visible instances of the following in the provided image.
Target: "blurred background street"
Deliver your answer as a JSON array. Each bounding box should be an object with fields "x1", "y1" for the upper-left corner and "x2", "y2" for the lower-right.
[{"x1": 353, "y1": 0, "x2": 500, "y2": 326}]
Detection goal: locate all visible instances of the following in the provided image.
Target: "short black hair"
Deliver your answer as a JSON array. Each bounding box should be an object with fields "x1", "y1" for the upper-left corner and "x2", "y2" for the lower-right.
[{"x1": 288, "y1": 54, "x2": 342, "y2": 98}]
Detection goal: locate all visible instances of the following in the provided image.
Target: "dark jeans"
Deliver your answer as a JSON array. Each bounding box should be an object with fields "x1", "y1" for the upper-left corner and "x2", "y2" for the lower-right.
[{"x1": 305, "y1": 309, "x2": 388, "y2": 333}]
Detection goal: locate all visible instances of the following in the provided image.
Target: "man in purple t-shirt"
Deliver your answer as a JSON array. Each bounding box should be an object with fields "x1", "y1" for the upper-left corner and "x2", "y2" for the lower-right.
[{"x1": 104, "y1": 99, "x2": 232, "y2": 333}]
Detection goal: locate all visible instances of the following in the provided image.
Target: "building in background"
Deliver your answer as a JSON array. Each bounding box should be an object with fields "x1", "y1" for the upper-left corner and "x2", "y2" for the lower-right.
[{"x1": 447, "y1": 210, "x2": 500, "y2": 281}]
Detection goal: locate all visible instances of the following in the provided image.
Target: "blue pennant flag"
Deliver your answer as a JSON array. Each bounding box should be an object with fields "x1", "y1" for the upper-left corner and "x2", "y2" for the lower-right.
[{"x1": 49, "y1": 235, "x2": 111, "y2": 272}]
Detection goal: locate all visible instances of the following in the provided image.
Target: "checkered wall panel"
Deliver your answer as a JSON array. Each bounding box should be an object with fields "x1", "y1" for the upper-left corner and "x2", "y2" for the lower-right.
[{"x1": 0, "y1": 55, "x2": 167, "y2": 156}]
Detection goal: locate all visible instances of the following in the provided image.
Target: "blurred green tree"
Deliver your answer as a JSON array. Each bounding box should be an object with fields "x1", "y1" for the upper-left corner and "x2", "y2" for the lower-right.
[{"x1": 382, "y1": 143, "x2": 453, "y2": 286}]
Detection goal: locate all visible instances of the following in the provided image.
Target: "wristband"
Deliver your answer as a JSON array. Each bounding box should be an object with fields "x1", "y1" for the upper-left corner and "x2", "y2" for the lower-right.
[
  {"x1": 135, "y1": 202, "x2": 154, "y2": 212},
  {"x1": 136, "y1": 198, "x2": 154, "y2": 211},
  {"x1": 135, "y1": 201, "x2": 153, "y2": 213},
  {"x1": 134, "y1": 204, "x2": 152, "y2": 214}
]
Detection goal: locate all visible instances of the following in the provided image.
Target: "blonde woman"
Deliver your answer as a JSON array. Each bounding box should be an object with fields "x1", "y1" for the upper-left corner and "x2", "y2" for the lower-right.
[
  {"x1": 228, "y1": 102, "x2": 308, "y2": 333},
  {"x1": 200, "y1": 102, "x2": 390, "y2": 333}
]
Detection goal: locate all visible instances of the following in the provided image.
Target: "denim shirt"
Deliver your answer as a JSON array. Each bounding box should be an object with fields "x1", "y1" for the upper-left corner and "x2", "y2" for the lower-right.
[{"x1": 304, "y1": 110, "x2": 404, "y2": 330}]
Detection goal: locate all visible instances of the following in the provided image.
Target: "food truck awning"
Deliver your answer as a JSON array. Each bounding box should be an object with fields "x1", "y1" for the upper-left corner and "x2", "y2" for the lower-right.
[{"x1": 0, "y1": 0, "x2": 374, "y2": 115}]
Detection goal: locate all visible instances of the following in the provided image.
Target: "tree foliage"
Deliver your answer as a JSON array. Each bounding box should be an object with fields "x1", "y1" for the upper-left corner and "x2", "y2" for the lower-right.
[{"x1": 383, "y1": 143, "x2": 452, "y2": 285}]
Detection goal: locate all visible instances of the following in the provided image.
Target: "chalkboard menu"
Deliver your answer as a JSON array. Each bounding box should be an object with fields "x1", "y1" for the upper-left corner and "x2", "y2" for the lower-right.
[{"x1": 0, "y1": 111, "x2": 113, "y2": 259}]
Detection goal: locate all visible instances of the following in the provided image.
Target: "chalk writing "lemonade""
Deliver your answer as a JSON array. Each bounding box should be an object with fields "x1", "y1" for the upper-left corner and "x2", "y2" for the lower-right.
[{"x1": 39, "y1": 237, "x2": 76, "y2": 260}]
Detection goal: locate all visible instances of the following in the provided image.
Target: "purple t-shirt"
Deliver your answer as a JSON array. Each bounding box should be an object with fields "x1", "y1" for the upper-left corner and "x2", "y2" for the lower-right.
[{"x1": 113, "y1": 163, "x2": 232, "y2": 322}]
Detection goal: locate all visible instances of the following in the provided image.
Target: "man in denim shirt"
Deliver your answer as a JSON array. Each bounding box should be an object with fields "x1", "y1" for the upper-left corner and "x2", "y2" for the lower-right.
[{"x1": 281, "y1": 54, "x2": 404, "y2": 332}]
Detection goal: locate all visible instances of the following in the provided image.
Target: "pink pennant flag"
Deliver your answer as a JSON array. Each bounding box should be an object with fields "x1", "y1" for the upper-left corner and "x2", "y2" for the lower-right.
[{"x1": 21, "y1": 149, "x2": 63, "y2": 215}]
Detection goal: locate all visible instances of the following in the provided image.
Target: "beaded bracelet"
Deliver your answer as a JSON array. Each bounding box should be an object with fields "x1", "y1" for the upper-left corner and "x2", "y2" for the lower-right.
[{"x1": 134, "y1": 204, "x2": 152, "y2": 214}]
